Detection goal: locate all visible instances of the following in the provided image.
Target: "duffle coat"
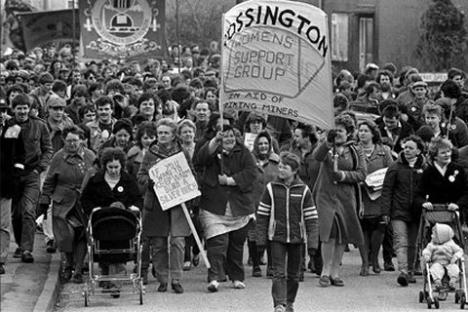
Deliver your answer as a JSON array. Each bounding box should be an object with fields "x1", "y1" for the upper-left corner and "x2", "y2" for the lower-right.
[
  {"x1": 359, "y1": 143, "x2": 394, "y2": 218},
  {"x1": 312, "y1": 142, "x2": 367, "y2": 244},
  {"x1": 196, "y1": 141, "x2": 258, "y2": 217},
  {"x1": 137, "y1": 142, "x2": 191, "y2": 237}
]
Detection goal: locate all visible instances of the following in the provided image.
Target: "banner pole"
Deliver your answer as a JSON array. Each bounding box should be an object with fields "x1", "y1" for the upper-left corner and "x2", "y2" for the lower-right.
[
  {"x1": 219, "y1": 13, "x2": 226, "y2": 123},
  {"x1": 181, "y1": 203, "x2": 210, "y2": 269},
  {"x1": 72, "y1": 0, "x2": 76, "y2": 74}
]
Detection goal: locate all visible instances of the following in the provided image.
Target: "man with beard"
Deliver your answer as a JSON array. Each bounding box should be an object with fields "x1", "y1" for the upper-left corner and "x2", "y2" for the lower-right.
[
  {"x1": 86, "y1": 96, "x2": 117, "y2": 153},
  {"x1": 8, "y1": 94, "x2": 53, "y2": 263},
  {"x1": 377, "y1": 70, "x2": 396, "y2": 100}
]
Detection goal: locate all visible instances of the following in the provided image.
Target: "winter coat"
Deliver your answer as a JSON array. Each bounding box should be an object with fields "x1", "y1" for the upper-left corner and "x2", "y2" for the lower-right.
[
  {"x1": 6, "y1": 116, "x2": 53, "y2": 174},
  {"x1": 196, "y1": 140, "x2": 259, "y2": 217},
  {"x1": 422, "y1": 223, "x2": 464, "y2": 266},
  {"x1": 81, "y1": 170, "x2": 142, "y2": 215},
  {"x1": 416, "y1": 162, "x2": 468, "y2": 212},
  {"x1": 251, "y1": 153, "x2": 280, "y2": 207},
  {"x1": 85, "y1": 118, "x2": 117, "y2": 153},
  {"x1": 137, "y1": 142, "x2": 192, "y2": 237},
  {"x1": 454, "y1": 97, "x2": 468, "y2": 125},
  {"x1": 256, "y1": 177, "x2": 319, "y2": 248},
  {"x1": 359, "y1": 144, "x2": 393, "y2": 218},
  {"x1": 40, "y1": 148, "x2": 96, "y2": 252},
  {"x1": 402, "y1": 98, "x2": 432, "y2": 131},
  {"x1": 0, "y1": 121, "x2": 25, "y2": 198},
  {"x1": 291, "y1": 144, "x2": 321, "y2": 191},
  {"x1": 441, "y1": 117, "x2": 468, "y2": 148},
  {"x1": 377, "y1": 119, "x2": 414, "y2": 154},
  {"x1": 312, "y1": 142, "x2": 367, "y2": 244},
  {"x1": 457, "y1": 146, "x2": 468, "y2": 174},
  {"x1": 381, "y1": 153, "x2": 426, "y2": 222},
  {"x1": 127, "y1": 145, "x2": 145, "y2": 194}
]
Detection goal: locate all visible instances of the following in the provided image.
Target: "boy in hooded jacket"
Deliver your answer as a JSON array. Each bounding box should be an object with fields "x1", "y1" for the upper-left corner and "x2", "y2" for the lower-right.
[{"x1": 422, "y1": 223, "x2": 464, "y2": 300}]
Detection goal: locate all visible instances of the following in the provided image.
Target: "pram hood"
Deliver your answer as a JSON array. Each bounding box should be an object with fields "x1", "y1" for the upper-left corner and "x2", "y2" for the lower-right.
[{"x1": 433, "y1": 223, "x2": 454, "y2": 244}]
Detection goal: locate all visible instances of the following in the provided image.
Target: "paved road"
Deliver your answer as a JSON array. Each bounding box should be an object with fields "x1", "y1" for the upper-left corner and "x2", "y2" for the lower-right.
[
  {"x1": 1, "y1": 233, "x2": 55, "y2": 312},
  {"x1": 53, "y1": 247, "x2": 468, "y2": 312}
]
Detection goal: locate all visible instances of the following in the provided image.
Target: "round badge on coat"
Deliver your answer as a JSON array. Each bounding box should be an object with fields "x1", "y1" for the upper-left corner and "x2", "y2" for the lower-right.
[
  {"x1": 448, "y1": 176, "x2": 455, "y2": 183},
  {"x1": 117, "y1": 186, "x2": 124, "y2": 192}
]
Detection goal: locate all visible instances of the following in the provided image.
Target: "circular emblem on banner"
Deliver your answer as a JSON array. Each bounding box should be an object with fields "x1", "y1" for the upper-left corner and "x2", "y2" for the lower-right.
[{"x1": 91, "y1": 0, "x2": 152, "y2": 45}]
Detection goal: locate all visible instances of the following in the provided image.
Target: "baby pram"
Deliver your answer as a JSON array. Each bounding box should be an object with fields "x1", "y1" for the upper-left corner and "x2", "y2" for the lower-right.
[
  {"x1": 83, "y1": 206, "x2": 144, "y2": 306},
  {"x1": 416, "y1": 204, "x2": 467, "y2": 309}
]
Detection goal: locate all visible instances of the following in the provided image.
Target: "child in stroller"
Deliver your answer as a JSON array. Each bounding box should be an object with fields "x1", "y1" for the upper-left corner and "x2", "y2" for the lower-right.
[{"x1": 422, "y1": 223, "x2": 464, "y2": 301}]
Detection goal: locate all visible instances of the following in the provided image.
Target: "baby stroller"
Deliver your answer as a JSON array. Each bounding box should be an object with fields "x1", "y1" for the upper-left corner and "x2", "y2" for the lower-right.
[
  {"x1": 417, "y1": 204, "x2": 467, "y2": 309},
  {"x1": 83, "y1": 206, "x2": 144, "y2": 306}
]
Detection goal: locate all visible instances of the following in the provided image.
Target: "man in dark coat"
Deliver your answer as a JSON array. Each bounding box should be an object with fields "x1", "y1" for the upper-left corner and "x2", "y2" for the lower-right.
[
  {"x1": 377, "y1": 103, "x2": 414, "y2": 157},
  {"x1": 0, "y1": 100, "x2": 25, "y2": 273},
  {"x1": 9, "y1": 94, "x2": 53, "y2": 263}
]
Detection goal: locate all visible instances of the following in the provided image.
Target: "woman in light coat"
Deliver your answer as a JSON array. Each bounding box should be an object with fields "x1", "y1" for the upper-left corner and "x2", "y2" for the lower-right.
[
  {"x1": 313, "y1": 114, "x2": 367, "y2": 287},
  {"x1": 40, "y1": 126, "x2": 96, "y2": 283}
]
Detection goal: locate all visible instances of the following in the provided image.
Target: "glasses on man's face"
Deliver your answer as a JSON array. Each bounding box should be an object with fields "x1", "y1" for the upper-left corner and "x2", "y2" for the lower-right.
[{"x1": 50, "y1": 106, "x2": 64, "y2": 111}]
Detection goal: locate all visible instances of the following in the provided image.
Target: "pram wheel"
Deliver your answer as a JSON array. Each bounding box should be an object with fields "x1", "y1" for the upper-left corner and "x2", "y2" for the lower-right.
[{"x1": 420, "y1": 291, "x2": 425, "y2": 303}]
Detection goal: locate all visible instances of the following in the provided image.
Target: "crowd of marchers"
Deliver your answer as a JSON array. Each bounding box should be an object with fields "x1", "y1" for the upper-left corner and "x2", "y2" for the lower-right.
[{"x1": 1, "y1": 44, "x2": 468, "y2": 312}]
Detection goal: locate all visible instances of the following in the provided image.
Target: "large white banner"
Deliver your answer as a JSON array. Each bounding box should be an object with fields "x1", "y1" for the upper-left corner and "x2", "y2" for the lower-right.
[{"x1": 221, "y1": 0, "x2": 334, "y2": 129}]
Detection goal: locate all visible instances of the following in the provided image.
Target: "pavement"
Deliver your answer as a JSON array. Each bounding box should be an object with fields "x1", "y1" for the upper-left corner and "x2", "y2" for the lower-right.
[
  {"x1": 0, "y1": 232, "x2": 61, "y2": 312},
  {"x1": 2, "y1": 234, "x2": 467, "y2": 312},
  {"x1": 52, "y1": 247, "x2": 468, "y2": 312}
]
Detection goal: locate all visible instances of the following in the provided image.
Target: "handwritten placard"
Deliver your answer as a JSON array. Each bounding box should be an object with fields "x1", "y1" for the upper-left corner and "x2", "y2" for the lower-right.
[
  {"x1": 244, "y1": 132, "x2": 258, "y2": 152},
  {"x1": 149, "y1": 152, "x2": 200, "y2": 211}
]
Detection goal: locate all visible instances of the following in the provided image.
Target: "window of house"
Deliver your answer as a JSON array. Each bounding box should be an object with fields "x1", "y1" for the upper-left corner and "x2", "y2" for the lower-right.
[{"x1": 331, "y1": 13, "x2": 349, "y2": 62}]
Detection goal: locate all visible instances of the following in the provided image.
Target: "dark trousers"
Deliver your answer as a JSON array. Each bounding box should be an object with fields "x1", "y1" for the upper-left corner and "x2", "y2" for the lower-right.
[
  {"x1": 206, "y1": 225, "x2": 248, "y2": 282},
  {"x1": 184, "y1": 210, "x2": 201, "y2": 261},
  {"x1": 12, "y1": 172, "x2": 40, "y2": 252},
  {"x1": 271, "y1": 241, "x2": 301, "y2": 307},
  {"x1": 383, "y1": 223, "x2": 394, "y2": 264}
]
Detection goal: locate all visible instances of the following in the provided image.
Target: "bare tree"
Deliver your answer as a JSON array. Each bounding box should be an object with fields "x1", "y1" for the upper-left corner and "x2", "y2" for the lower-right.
[{"x1": 165, "y1": 0, "x2": 236, "y2": 48}]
